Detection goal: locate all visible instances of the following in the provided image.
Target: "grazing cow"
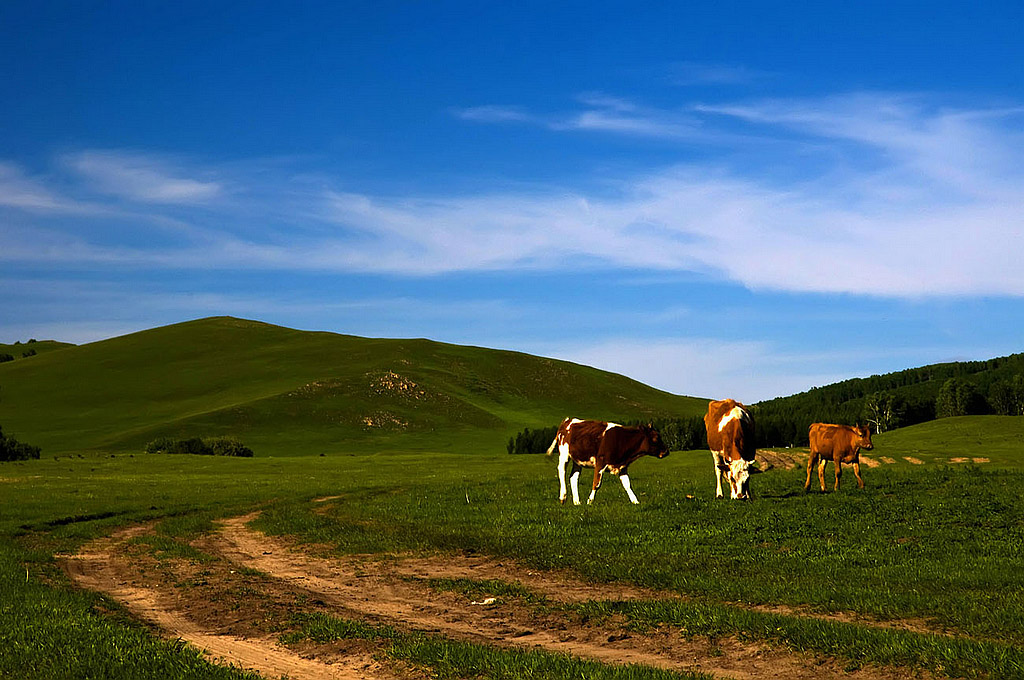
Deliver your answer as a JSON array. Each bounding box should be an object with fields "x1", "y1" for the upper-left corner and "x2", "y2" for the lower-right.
[
  {"x1": 705, "y1": 399, "x2": 756, "y2": 499},
  {"x1": 805, "y1": 423, "x2": 873, "y2": 492},
  {"x1": 547, "y1": 418, "x2": 669, "y2": 505}
]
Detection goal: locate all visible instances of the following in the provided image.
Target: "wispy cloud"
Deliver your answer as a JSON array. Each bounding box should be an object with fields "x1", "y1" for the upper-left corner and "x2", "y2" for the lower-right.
[
  {"x1": 669, "y1": 61, "x2": 770, "y2": 86},
  {"x1": 0, "y1": 162, "x2": 87, "y2": 213},
  {"x1": 540, "y1": 337, "x2": 848, "y2": 402},
  {"x1": 64, "y1": 150, "x2": 223, "y2": 204},
  {"x1": 457, "y1": 94, "x2": 707, "y2": 140},
  {"x1": 455, "y1": 105, "x2": 535, "y2": 123},
  {"x1": 4, "y1": 92, "x2": 1023, "y2": 298}
]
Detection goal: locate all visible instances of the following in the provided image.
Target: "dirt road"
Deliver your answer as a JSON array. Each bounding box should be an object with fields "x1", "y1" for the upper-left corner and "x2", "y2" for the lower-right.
[{"x1": 64, "y1": 513, "x2": 933, "y2": 680}]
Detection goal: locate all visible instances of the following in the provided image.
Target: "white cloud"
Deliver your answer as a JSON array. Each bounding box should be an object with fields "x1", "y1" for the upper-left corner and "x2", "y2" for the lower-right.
[
  {"x1": 540, "y1": 337, "x2": 849, "y2": 403},
  {"x1": 0, "y1": 162, "x2": 86, "y2": 213},
  {"x1": 65, "y1": 150, "x2": 222, "y2": 204},
  {"x1": 3, "y1": 93, "x2": 1023, "y2": 299}
]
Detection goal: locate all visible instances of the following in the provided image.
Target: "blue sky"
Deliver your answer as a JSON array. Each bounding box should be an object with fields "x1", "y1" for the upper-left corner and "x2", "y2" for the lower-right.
[{"x1": 3, "y1": 1, "x2": 1023, "y2": 401}]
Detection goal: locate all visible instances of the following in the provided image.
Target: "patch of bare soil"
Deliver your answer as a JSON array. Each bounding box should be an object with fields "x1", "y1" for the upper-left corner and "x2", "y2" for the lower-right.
[
  {"x1": 65, "y1": 515, "x2": 940, "y2": 680},
  {"x1": 754, "y1": 449, "x2": 802, "y2": 471}
]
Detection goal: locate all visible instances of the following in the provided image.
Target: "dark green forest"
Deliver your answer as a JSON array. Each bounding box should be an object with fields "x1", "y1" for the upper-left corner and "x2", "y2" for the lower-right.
[{"x1": 509, "y1": 353, "x2": 1024, "y2": 452}]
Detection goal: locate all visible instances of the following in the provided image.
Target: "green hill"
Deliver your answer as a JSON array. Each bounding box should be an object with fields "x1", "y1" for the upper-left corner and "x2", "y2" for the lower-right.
[
  {"x1": 874, "y1": 415, "x2": 1024, "y2": 467},
  {"x1": 0, "y1": 317, "x2": 706, "y2": 456},
  {"x1": 0, "y1": 339, "x2": 75, "y2": 363}
]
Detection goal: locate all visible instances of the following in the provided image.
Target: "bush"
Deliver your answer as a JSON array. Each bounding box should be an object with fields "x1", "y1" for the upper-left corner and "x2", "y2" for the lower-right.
[
  {"x1": 205, "y1": 437, "x2": 254, "y2": 458},
  {"x1": 0, "y1": 425, "x2": 41, "y2": 461},
  {"x1": 144, "y1": 436, "x2": 253, "y2": 457},
  {"x1": 507, "y1": 426, "x2": 559, "y2": 455},
  {"x1": 0, "y1": 354, "x2": 14, "y2": 364}
]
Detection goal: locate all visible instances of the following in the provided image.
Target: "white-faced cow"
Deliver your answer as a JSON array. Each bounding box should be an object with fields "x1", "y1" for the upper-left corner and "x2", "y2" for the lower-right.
[
  {"x1": 705, "y1": 399, "x2": 756, "y2": 499},
  {"x1": 805, "y1": 423, "x2": 873, "y2": 492},
  {"x1": 547, "y1": 418, "x2": 669, "y2": 505}
]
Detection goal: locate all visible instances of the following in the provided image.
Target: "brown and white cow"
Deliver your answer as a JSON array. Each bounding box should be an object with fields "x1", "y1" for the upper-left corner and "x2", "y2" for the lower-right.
[
  {"x1": 805, "y1": 423, "x2": 873, "y2": 492},
  {"x1": 547, "y1": 418, "x2": 669, "y2": 505},
  {"x1": 705, "y1": 399, "x2": 756, "y2": 499}
]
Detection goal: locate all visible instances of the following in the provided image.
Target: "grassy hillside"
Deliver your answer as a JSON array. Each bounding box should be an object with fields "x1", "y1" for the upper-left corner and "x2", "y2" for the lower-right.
[
  {"x1": 873, "y1": 415, "x2": 1024, "y2": 467},
  {"x1": 0, "y1": 339, "x2": 74, "y2": 362},
  {"x1": 0, "y1": 316, "x2": 706, "y2": 456}
]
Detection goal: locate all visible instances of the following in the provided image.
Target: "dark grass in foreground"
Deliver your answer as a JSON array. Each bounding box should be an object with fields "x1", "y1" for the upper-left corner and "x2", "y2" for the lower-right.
[
  {"x1": 571, "y1": 600, "x2": 1024, "y2": 679},
  {"x1": 253, "y1": 459, "x2": 1024, "y2": 648},
  {"x1": 421, "y1": 577, "x2": 1024, "y2": 679},
  {"x1": 284, "y1": 611, "x2": 713, "y2": 680},
  {"x1": 0, "y1": 546, "x2": 259, "y2": 680}
]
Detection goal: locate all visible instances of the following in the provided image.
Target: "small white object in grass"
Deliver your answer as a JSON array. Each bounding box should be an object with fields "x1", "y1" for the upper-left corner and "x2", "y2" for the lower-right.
[{"x1": 471, "y1": 597, "x2": 498, "y2": 605}]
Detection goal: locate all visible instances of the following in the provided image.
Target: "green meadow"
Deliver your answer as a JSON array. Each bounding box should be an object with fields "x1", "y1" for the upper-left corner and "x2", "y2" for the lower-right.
[
  {"x1": 4, "y1": 436, "x2": 1024, "y2": 678},
  {"x1": 2, "y1": 318, "x2": 1024, "y2": 678}
]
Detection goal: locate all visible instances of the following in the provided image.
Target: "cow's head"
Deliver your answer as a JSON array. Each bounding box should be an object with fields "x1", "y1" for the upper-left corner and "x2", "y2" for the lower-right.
[
  {"x1": 643, "y1": 425, "x2": 670, "y2": 459},
  {"x1": 727, "y1": 459, "x2": 751, "y2": 499},
  {"x1": 855, "y1": 424, "x2": 874, "y2": 450}
]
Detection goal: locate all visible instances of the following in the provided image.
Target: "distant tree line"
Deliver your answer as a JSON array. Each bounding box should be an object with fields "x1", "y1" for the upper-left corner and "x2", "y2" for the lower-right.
[
  {"x1": 507, "y1": 426, "x2": 559, "y2": 455},
  {"x1": 145, "y1": 437, "x2": 254, "y2": 457},
  {"x1": 507, "y1": 363, "x2": 1024, "y2": 452},
  {"x1": 507, "y1": 416, "x2": 707, "y2": 454},
  {"x1": 754, "y1": 373, "x2": 1024, "y2": 447},
  {"x1": 0, "y1": 424, "x2": 41, "y2": 461}
]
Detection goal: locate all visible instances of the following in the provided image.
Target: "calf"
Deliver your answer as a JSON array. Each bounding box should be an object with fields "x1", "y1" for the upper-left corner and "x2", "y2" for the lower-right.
[
  {"x1": 705, "y1": 399, "x2": 756, "y2": 499},
  {"x1": 547, "y1": 418, "x2": 669, "y2": 505},
  {"x1": 805, "y1": 423, "x2": 874, "y2": 492}
]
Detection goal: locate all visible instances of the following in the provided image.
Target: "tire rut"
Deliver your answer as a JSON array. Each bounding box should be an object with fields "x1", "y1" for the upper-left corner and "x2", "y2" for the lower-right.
[{"x1": 64, "y1": 514, "x2": 939, "y2": 680}]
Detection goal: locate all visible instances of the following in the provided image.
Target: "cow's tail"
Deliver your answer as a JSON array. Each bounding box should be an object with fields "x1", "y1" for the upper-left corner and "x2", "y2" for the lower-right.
[
  {"x1": 545, "y1": 433, "x2": 559, "y2": 458},
  {"x1": 545, "y1": 418, "x2": 568, "y2": 458}
]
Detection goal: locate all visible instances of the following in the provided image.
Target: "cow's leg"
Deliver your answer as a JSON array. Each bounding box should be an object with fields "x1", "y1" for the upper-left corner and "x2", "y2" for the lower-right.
[
  {"x1": 804, "y1": 452, "x2": 818, "y2": 492},
  {"x1": 712, "y1": 452, "x2": 724, "y2": 498},
  {"x1": 619, "y1": 473, "x2": 640, "y2": 504},
  {"x1": 569, "y1": 463, "x2": 582, "y2": 505},
  {"x1": 833, "y1": 458, "x2": 842, "y2": 491},
  {"x1": 587, "y1": 467, "x2": 603, "y2": 504},
  {"x1": 818, "y1": 459, "x2": 827, "y2": 491},
  {"x1": 853, "y1": 460, "x2": 865, "y2": 488},
  {"x1": 557, "y1": 447, "x2": 569, "y2": 504}
]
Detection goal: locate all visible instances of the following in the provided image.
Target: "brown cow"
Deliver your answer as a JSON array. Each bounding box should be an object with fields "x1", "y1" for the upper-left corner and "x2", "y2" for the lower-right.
[
  {"x1": 805, "y1": 423, "x2": 874, "y2": 492},
  {"x1": 705, "y1": 399, "x2": 756, "y2": 499},
  {"x1": 547, "y1": 418, "x2": 669, "y2": 505}
]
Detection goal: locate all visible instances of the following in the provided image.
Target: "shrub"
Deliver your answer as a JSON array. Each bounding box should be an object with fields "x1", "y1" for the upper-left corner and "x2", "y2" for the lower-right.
[
  {"x1": 0, "y1": 425, "x2": 41, "y2": 461},
  {"x1": 0, "y1": 354, "x2": 14, "y2": 364},
  {"x1": 205, "y1": 437, "x2": 254, "y2": 458},
  {"x1": 144, "y1": 436, "x2": 253, "y2": 457}
]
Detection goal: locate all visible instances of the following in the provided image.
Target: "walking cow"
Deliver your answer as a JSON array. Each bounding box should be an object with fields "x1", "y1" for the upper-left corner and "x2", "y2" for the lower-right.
[
  {"x1": 805, "y1": 423, "x2": 874, "y2": 492},
  {"x1": 547, "y1": 418, "x2": 669, "y2": 505},
  {"x1": 705, "y1": 399, "x2": 756, "y2": 499}
]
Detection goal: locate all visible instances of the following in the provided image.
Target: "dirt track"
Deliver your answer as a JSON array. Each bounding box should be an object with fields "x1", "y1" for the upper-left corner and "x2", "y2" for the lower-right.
[{"x1": 64, "y1": 513, "x2": 936, "y2": 680}]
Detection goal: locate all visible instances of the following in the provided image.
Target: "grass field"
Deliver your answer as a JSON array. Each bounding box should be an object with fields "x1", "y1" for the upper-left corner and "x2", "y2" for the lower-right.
[{"x1": 3, "y1": 419, "x2": 1024, "y2": 679}]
